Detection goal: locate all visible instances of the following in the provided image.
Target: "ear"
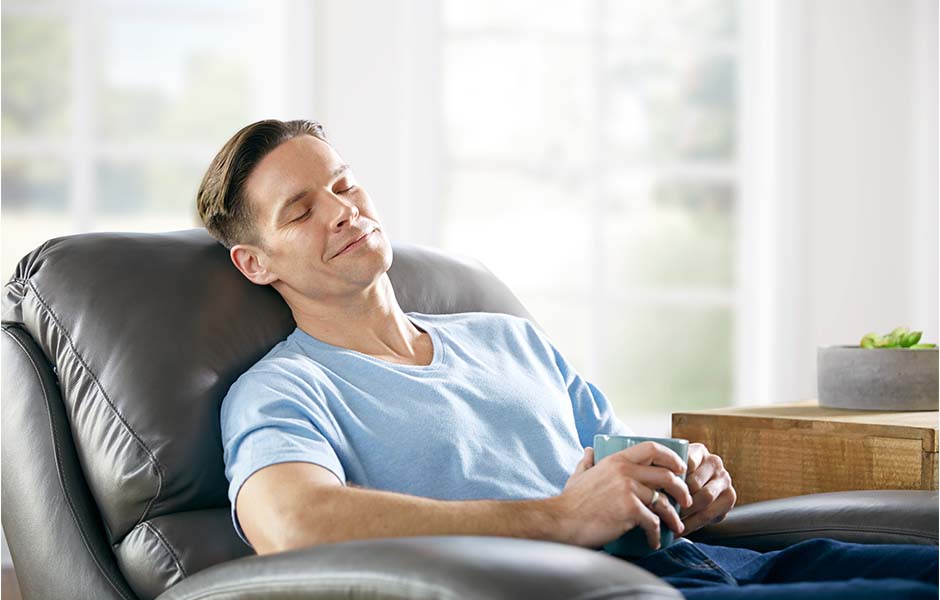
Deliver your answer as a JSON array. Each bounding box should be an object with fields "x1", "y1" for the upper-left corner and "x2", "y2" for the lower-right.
[{"x1": 230, "y1": 244, "x2": 278, "y2": 286}]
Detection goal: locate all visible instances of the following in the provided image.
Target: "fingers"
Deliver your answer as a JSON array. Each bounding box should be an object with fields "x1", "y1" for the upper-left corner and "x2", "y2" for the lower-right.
[
  {"x1": 629, "y1": 480, "x2": 684, "y2": 543},
  {"x1": 686, "y1": 453, "x2": 721, "y2": 495},
  {"x1": 679, "y1": 478, "x2": 736, "y2": 536},
  {"x1": 686, "y1": 443, "x2": 707, "y2": 478},
  {"x1": 628, "y1": 463, "x2": 693, "y2": 509},
  {"x1": 629, "y1": 494, "x2": 663, "y2": 551},
  {"x1": 684, "y1": 472, "x2": 724, "y2": 516},
  {"x1": 584, "y1": 447, "x2": 595, "y2": 467},
  {"x1": 576, "y1": 447, "x2": 595, "y2": 472},
  {"x1": 618, "y1": 441, "x2": 688, "y2": 477},
  {"x1": 563, "y1": 447, "x2": 595, "y2": 492},
  {"x1": 648, "y1": 489, "x2": 685, "y2": 537}
]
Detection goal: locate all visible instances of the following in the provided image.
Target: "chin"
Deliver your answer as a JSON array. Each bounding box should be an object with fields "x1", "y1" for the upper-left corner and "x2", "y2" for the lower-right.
[
  {"x1": 380, "y1": 238, "x2": 394, "y2": 270},
  {"x1": 345, "y1": 243, "x2": 392, "y2": 284},
  {"x1": 372, "y1": 245, "x2": 394, "y2": 279},
  {"x1": 371, "y1": 231, "x2": 393, "y2": 271}
]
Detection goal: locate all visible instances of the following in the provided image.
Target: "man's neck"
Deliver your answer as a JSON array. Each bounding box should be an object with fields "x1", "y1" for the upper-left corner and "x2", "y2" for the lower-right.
[{"x1": 286, "y1": 274, "x2": 427, "y2": 362}]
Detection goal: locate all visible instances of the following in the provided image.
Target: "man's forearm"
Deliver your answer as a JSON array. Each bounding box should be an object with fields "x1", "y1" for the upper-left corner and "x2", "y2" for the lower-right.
[{"x1": 277, "y1": 485, "x2": 564, "y2": 552}]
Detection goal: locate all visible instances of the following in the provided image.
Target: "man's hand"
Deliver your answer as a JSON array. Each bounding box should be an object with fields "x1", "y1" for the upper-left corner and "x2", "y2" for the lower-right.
[
  {"x1": 551, "y1": 442, "x2": 693, "y2": 551},
  {"x1": 676, "y1": 442, "x2": 736, "y2": 538}
]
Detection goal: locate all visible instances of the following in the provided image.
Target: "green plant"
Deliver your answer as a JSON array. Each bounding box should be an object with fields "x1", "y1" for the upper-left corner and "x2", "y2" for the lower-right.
[{"x1": 859, "y1": 327, "x2": 936, "y2": 349}]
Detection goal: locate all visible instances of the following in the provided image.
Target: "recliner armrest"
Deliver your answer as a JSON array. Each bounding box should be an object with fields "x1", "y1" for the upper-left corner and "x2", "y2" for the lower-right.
[
  {"x1": 687, "y1": 490, "x2": 939, "y2": 552},
  {"x1": 155, "y1": 535, "x2": 682, "y2": 600}
]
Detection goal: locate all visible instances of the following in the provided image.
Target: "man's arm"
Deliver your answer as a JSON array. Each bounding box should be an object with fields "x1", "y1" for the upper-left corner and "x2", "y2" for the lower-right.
[
  {"x1": 238, "y1": 444, "x2": 693, "y2": 555},
  {"x1": 238, "y1": 462, "x2": 561, "y2": 554}
]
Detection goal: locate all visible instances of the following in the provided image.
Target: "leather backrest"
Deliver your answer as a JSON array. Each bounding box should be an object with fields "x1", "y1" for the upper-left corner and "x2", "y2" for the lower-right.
[
  {"x1": 2, "y1": 324, "x2": 138, "y2": 600},
  {"x1": 1, "y1": 228, "x2": 538, "y2": 599}
]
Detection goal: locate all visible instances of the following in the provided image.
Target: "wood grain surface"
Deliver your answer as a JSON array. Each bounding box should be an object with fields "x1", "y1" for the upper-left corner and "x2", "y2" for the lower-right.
[{"x1": 672, "y1": 399, "x2": 939, "y2": 505}]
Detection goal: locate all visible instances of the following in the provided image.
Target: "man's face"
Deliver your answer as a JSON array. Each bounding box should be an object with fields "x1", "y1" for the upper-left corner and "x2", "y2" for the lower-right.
[{"x1": 233, "y1": 134, "x2": 392, "y2": 300}]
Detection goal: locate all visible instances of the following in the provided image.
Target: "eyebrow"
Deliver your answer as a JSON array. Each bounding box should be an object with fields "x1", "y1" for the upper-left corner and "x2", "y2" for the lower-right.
[{"x1": 273, "y1": 164, "x2": 351, "y2": 225}]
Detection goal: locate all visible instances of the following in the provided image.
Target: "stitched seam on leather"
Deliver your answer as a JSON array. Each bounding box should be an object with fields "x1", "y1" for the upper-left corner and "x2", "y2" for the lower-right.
[
  {"x1": 572, "y1": 584, "x2": 679, "y2": 600},
  {"x1": 3, "y1": 326, "x2": 135, "y2": 600},
  {"x1": 698, "y1": 526, "x2": 938, "y2": 541},
  {"x1": 23, "y1": 279, "x2": 165, "y2": 528},
  {"x1": 173, "y1": 575, "x2": 459, "y2": 600},
  {"x1": 141, "y1": 521, "x2": 188, "y2": 579}
]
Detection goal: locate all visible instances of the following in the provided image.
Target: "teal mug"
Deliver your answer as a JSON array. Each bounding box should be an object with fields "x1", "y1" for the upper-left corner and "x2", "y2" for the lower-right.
[{"x1": 593, "y1": 434, "x2": 690, "y2": 559}]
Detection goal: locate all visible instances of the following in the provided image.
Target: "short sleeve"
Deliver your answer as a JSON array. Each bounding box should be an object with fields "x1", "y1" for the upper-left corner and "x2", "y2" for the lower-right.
[
  {"x1": 527, "y1": 322, "x2": 635, "y2": 447},
  {"x1": 220, "y1": 370, "x2": 346, "y2": 547}
]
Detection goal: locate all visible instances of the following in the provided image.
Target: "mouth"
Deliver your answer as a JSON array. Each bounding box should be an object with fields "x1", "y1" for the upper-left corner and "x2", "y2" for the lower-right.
[{"x1": 333, "y1": 228, "x2": 375, "y2": 258}]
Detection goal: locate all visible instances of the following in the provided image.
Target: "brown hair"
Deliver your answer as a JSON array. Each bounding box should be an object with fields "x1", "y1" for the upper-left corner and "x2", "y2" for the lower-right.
[{"x1": 196, "y1": 118, "x2": 330, "y2": 250}]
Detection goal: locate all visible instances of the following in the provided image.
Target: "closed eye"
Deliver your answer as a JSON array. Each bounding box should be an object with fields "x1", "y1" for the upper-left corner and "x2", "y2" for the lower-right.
[
  {"x1": 340, "y1": 185, "x2": 356, "y2": 194},
  {"x1": 291, "y1": 209, "x2": 310, "y2": 222}
]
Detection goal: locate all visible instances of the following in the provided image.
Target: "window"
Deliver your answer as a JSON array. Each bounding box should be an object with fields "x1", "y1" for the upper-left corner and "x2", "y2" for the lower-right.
[
  {"x1": 1, "y1": 0, "x2": 313, "y2": 281},
  {"x1": 3, "y1": 0, "x2": 750, "y2": 436},
  {"x1": 439, "y1": 0, "x2": 741, "y2": 434}
]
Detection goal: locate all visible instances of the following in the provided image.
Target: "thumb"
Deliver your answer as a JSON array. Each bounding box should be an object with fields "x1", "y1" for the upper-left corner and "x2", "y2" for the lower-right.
[
  {"x1": 564, "y1": 448, "x2": 594, "y2": 492},
  {"x1": 576, "y1": 447, "x2": 594, "y2": 472}
]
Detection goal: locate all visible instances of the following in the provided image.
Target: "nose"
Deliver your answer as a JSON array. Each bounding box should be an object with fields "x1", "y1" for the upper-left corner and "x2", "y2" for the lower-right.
[{"x1": 325, "y1": 191, "x2": 360, "y2": 229}]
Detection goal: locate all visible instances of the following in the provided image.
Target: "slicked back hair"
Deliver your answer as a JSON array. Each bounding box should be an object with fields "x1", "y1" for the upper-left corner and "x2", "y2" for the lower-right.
[{"x1": 196, "y1": 119, "x2": 330, "y2": 250}]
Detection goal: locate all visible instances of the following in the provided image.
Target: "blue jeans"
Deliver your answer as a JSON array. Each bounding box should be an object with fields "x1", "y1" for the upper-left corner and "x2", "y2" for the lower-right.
[{"x1": 629, "y1": 538, "x2": 939, "y2": 599}]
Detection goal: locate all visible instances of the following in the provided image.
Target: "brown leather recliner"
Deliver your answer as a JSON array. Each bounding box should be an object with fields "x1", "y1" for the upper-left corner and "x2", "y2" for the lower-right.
[{"x1": 2, "y1": 229, "x2": 936, "y2": 600}]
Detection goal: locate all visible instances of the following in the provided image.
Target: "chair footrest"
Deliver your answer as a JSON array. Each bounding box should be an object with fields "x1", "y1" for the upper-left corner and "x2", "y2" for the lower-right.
[{"x1": 688, "y1": 490, "x2": 939, "y2": 551}]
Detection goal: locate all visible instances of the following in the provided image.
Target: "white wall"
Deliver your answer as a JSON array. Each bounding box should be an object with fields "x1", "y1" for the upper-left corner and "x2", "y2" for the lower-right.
[{"x1": 793, "y1": 0, "x2": 938, "y2": 400}]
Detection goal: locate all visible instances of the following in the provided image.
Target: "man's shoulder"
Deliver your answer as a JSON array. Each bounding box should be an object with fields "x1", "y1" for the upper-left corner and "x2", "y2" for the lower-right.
[
  {"x1": 221, "y1": 331, "x2": 326, "y2": 407},
  {"x1": 240, "y1": 330, "x2": 316, "y2": 374}
]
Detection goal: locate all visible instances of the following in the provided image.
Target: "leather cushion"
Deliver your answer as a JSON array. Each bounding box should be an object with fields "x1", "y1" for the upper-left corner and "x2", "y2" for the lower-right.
[{"x1": 2, "y1": 228, "x2": 537, "y2": 598}]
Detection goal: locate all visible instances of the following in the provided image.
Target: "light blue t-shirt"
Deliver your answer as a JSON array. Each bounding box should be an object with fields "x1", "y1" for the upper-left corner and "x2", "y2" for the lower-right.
[{"x1": 221, "y1": 311, "x2": 634, "y2": 546}]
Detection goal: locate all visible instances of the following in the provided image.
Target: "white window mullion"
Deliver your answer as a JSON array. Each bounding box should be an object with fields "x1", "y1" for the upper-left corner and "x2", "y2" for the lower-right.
[
  {"x1": 251, "y1": 0, "x2": 290, "y2": 119},
  {"x1": 1, "y1": 2, "x2": 66, "y2": 16},
  {"x1": 91, "y1": 0, "x2": 245, "y2": 21},
  {"x1": 396, "y1": 0, "x2": 442, "y2": 249},
  {"x1": 910, "y1": 0, "x2": 939, "y2": 342},
  {"x1": 735, "y1": 0, "x2": 762, "y2": 408},
  {"x1": 1, "y1": 140, "x2": 70, "y2": 159},
  {"x1": 70, "y1": 0, "x2": 96, "y2": 233},
  {"x1": 445, "y1": 28, "x2": 738, "y2": 59},
  {"x1": 445, "y1": 158, "x2": 737, "y2": 181},
  {"x1": 429, "y1": 0, "x2": 445, "y2": 250},
  {"x1": 250, "y1": 0, "x2": 317, "y2": 120},
  {"x1": 612, "y1": 288, "x2": 736, "y2": 308},
  {"x1": 588, "y1": 0, "x2": 608, "y2": 387},
  {"x1": 284, "y1": 0, "x2": 319, "y2": 119},
  {"x1": 736, "y1": 0, "x2": 801, "y2": 407}
]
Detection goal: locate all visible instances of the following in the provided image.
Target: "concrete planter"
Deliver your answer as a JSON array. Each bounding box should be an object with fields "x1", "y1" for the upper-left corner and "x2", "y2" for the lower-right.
[{"x1": 817, "y1": 346, "x2": 939, "y2": 411}]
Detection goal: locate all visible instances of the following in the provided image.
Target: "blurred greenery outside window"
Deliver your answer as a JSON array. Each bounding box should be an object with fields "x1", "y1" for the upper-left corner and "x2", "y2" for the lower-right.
[
  {"x1": 440, "y1": 0, "x2": 739, "y2": 431},
  {"x1": 2, "y1": 0, "x2": 257, "y2": 281}
]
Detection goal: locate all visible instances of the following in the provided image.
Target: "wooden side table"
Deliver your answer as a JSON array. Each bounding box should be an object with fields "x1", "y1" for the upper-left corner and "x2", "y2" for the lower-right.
[{"x1": 671, "y1": 399, "x2": 939, "y2": 505}]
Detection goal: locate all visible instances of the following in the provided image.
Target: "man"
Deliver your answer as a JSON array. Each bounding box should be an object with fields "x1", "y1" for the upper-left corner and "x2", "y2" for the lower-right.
[{"x1": 197, "y1": 119, "x2": 937, "y2": 599}]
